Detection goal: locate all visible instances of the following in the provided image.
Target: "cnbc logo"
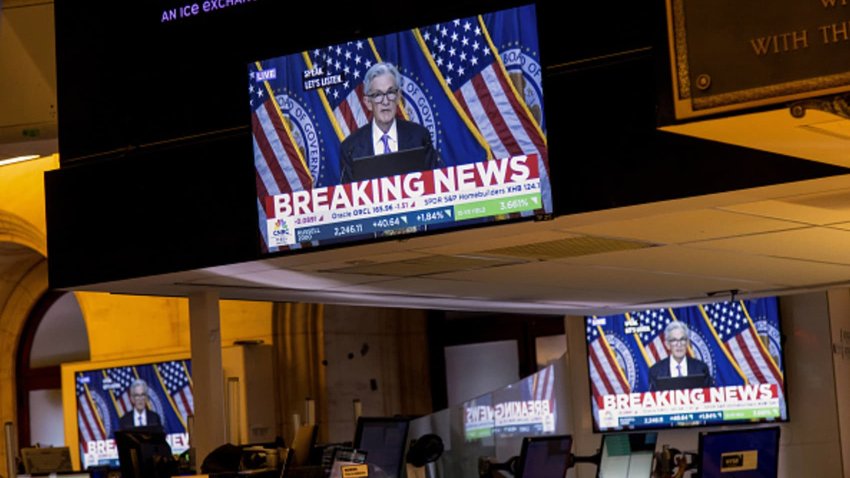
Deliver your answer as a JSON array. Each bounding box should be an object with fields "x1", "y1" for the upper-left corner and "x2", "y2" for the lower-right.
[
  {"x1": 270, "y1": 219, "x2": 292, "y2": 246},
  {"x1": 272, "y1": 219, "x2": 290, "y2": 236}
]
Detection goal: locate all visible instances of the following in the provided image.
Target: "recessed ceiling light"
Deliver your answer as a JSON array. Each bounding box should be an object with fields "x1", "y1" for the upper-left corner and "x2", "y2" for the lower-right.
[{"x1": 0, "y1": 155, "x2": 40, "y2": 167}]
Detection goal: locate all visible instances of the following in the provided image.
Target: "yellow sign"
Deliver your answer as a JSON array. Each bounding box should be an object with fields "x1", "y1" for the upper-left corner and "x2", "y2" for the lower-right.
[
  {"x1": 720, "y1": 450, "x2": 758, "y2": 472},
  {"x1": 341, "y1": 464, "x2": 369, "y2": 478}
]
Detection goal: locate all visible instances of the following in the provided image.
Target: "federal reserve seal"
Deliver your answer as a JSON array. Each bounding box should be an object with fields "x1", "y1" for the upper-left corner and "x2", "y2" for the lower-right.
[
  {"x1": 755, "y1": 319, "x2": 783, "y2": 370},
  {"x1": 88, "y1": 391, "x2": 113, "y2": 437},
  {"x1": 500, "y1": 47, "x2": 545, "y2": 131},
  {"x1": 688, "y1": 330, "x2": 716, "y2": 377},
  {"x1": 607, "y1": 334, "x2": 638, "y2": 391},
  {"x1": 275, "y1": 93, "x2": 324, "y2": 185},
  {"x1": 399, "y1": 72, "x2": 439, "y2": 149}
]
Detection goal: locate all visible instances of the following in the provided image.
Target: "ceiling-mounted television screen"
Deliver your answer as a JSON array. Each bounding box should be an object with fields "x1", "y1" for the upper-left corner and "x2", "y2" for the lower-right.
[
  {"x1": 250, "y1": 3, "x2": 551, "y2": 253},
  {"x1": 585, "y1": 297, "x2": 787, "y2": 432}
]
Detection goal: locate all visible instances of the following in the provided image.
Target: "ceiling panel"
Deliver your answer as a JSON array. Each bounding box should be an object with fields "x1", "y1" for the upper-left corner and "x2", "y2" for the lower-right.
[
  {"x1": 560, "y1": 245, "x2": 850, "y2": 287},
  {"x1": 692, "y1": 227, "x2": 850, "y2": 265},
  {"x1": 719, "y1": 186, "x2": 850, "y2": 225},
  {"x1": 661, "y1": 109, "x2": 850, "y2": 168},
  {"x1": 431, "y1": 261, "x2": 769, "y2": 300},
  {"x1": 564, "y1": 209, "x2": 801, "y2": 244}
]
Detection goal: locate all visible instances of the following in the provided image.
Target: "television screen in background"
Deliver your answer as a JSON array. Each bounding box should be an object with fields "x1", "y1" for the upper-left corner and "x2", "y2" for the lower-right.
[
  {"x1": 74, "y1": 359, "x2": 193, "y2": 469},
  {"x1": 462, "y1": 362, "x2": 558, "y2": 442},
  {"x1": 585, "y1": 297, "x2": 787, "y2": 432},
  {"x1": 250, "y1": 4, "x2": 552, "y2": 254}
]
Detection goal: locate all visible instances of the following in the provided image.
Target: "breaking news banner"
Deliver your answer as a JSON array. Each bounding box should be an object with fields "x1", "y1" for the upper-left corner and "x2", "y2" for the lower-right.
[
  {"x1": 264, "y1": 154, "x2": 541, "y2": 247},
  {"x1": 586, "y1": 297, "x2": 787, "y2": 432},
  {"x1": 597, "y1": 384, "x2": 781, "y2": 430}
]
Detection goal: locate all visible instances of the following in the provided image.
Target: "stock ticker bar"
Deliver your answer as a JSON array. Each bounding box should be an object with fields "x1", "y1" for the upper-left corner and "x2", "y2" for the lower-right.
[{"x1": 290, "y1": 190, "x2": 543, "y2": 244}]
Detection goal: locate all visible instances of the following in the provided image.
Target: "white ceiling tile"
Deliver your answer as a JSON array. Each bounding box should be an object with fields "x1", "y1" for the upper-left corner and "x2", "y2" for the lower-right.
[
  {"x1": 693, "y1": 227, "x2": 850, "y2": 265},
  {"x1": 564, "y1": 209, "x2": 799, "y2": 244}
]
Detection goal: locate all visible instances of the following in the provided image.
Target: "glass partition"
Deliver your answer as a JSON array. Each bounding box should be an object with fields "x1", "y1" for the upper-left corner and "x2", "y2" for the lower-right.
[{"x1": 409, "y1": 353, "x2": 570, "y2": 477}]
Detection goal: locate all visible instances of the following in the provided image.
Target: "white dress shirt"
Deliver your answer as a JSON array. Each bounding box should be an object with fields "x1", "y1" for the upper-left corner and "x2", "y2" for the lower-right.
[
  {"x1": 371, "y1": 121, "x2": 398, "y2": 154},
  {"x1": 669, "y1": 357, "x2": 688, "y2": 377},
  {"x1": 134, "y1": 410, "x2": 147, "y2": 426}
]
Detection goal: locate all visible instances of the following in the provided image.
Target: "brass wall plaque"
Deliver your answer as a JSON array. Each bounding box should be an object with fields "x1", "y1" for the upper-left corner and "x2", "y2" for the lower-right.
[{"x1": 667, "y1": 0, "x2": 850, "y2": 119}]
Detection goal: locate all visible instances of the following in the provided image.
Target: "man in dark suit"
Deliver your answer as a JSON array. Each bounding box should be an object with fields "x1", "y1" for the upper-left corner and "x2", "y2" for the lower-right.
[
  {"x1": 648, "y1": 322, "x2": 713, "y2": 391},
  {"x1": 339, "y1": 61, "x2": 440, "y2": 184},
  {"x1": 119, "y1": 379, "x2": 163, "y2": 430}
]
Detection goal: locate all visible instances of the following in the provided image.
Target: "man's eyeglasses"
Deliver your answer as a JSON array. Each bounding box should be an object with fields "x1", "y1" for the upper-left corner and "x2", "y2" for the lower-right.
[
  {"x1": 131, "y1": 393, "x2": 147, "y2": 398},
  {"x1": 666, "y1": 338, "x2": 688, "y2": 345},
  {"x1": 366, "y1": 88, "x2": 399, "y2": 103}
]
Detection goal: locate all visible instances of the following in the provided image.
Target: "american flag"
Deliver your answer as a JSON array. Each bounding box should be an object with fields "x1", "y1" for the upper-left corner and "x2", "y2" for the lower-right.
[
  {"x1": 306, "y1": 41, "x2": 383, "y2": 139},
  {"x1": 418, "y1": 17, "x2": 548, "y2": 165},
  {"x1": 76, "y1": 376, "x2": 105, "y2": 448},
  {"x1": 528, "y1": 363, "x2": 554, "y2": 402},
  {"x1": 586, "y1": 323, "x2": 630, "y2": 399},
  {"x1": 157, "y1": 361, "x2": 194, "y2": 424},
  {"x1": 103, "y1": 367, "x2": 135, "y2": 417},
  {"x1": 631, "y1": 309, "x2": 677, "y2": 367},
  {"x1": 702, "y1": 301, "x2": 784, "y2": 388},
  {"x1": 249, "y1": 65, "x2": 313, "y2": 204}
]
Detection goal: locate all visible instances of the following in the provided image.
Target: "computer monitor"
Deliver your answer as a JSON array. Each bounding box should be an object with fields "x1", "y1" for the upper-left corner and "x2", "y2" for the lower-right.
[
  {"x1": 697, "y1": 426, "x2": 780, "y2": 478},
  {"x1": 353, "y1": 417, "x2": 410, "y2": 478},
  {"x1": 114, "y1": 426, "x2": 175, "y2": 478},
  {"x1": 597, "y1": 432, "x2": 657, "y2": 478},
  {"x1": 516, "y1": 435, "x2": 573, "y2": 478}
]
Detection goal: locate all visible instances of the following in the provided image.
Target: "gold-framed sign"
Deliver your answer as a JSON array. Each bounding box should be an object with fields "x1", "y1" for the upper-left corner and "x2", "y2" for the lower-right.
[{"x1": 667, "y1": 0, "x2": 850, "y2": 119}]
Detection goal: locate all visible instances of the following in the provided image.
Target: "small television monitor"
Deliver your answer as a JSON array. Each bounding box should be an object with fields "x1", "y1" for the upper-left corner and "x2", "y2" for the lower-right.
[
  {"x1": 114, "y1": 427, "x2": 175, "y2": 478},
  {"x1": 596, "y1": 433, "x2": 657, "y2": 478},
  {"x1": 353, "y1": 417, "x2": 411, "y2": 478},
  {"x1": 585, "y1": 297, "x2": 788, "y2": 432},
  {"x1": 250, "y1": 3, "x2": 552, "y2": 254},
  {"x1": 67, "y1": 356, "x2": 193, "y2": 470},
  {"x1": 697, "y1": 427, "x2": 780, "y2": 478},
  {"x1": 516, "y1": 434, "x2": 573, "y2": 478}
]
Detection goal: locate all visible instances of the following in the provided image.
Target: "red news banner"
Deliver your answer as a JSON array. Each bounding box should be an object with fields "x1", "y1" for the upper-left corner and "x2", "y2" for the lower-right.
[
  {"x1": 265, "y1": 155, "x2": 543, "y2": 247},
  {"x1": 597, "y1": 384, "x2": 781, "y2": 429}
]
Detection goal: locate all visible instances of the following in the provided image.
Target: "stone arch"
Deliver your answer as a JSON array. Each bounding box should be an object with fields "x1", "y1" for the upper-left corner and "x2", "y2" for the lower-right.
[{"x1": 0, "y1": 210, "x2": 49, "y2": 470}]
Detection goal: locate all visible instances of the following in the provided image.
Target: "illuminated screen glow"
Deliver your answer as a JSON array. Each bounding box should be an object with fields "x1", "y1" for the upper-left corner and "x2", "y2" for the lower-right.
[
  {"x1": 463, "y1": 363, "x2": 557, "y2": 441},
  {"x1": 585, "y1": 298, "x2": 787, "y2": 432},
  {"x1": 249, "y1": 4, "x2": 551, "y2": 253},
  {"x1": 74, "y1": 360, "x2": 193, "y2": 469}
]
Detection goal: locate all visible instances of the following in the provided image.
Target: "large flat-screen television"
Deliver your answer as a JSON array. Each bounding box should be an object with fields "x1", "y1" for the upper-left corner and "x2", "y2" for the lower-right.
[
  {"x1": 585, "y1": 297, "x2": 787, "y2": 432},
  {"x1": 250, "y1": 3, "x2": 552, "y2": 254},
  {"x1": 697, "y1": 426, "x2": 780, "y2": 478},
  {"x1": 62, "y1": 354, "x2": 193, "y2": 470}
]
